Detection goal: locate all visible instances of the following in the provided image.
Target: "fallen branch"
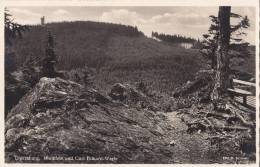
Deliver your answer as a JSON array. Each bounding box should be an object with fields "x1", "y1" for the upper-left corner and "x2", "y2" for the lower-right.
[
  {"x1": 206, "y1": 112, "x2": 231, "y2": 120},
  {"x1": 234, "y1": 111, "x2": 254, "y2": 128},
  {"x1": 228, "y1": 107, "x2": 254, "y2": 128},
  {"x1": 229, "y1": 101, "x2": 255, "y2": 114},
  {"x1": 214, "y1": 125, "x2": 249, "y2": 131},
  {"x1": 207, "y1": 134, "x2": 235, "y2": 140}
]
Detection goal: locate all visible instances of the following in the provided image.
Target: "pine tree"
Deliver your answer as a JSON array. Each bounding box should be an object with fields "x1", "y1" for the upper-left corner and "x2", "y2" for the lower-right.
[
  {"x1": 211, "y1": 6, "x2": 231, "y2": 101},
  {"x1": 5, "y1": 9, "x2": 29, "y2": 73},
  {"x1": 5, "y1": 8, "x2": 29, "y2": 117},
  {"x1": 42, "y1": 31, "x2": 57, "y2": 78},
  {"x1": 200, "y1": 10, "x2": 250, "y2": 69}
]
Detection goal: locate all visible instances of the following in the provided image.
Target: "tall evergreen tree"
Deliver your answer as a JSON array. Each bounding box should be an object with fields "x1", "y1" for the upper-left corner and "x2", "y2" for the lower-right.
[
  {"x1": 42, "y1": 31, "x2": 57, "y2": 78},
  {"x1": 200, "y1": 10, "x2": 250, "y2": 69},
  {"x1": 5, "y1": 9, "x2": 29, "y2": 116},
  {"x1": 5, "y1": 9, "x2": 29, "y2": 73},
  {"x1": 211, "y1": 6, "x2": 231, "y2": 102}
]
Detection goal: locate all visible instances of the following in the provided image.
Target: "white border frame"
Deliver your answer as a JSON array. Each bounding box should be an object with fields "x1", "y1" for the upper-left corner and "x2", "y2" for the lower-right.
[{"x1": 0, "y1": 0, "x2": 259, "y2": 167}]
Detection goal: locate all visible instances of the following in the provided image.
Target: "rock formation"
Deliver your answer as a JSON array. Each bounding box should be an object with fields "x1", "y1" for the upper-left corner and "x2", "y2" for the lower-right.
[{"x1": 5, "y1": 77, "x2": 175, "y2": 163}]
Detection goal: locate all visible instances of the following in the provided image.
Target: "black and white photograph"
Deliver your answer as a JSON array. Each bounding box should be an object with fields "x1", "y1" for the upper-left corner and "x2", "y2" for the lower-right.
[{"x1": 3, "y1": 2, "x2": 258, "y2": 165}]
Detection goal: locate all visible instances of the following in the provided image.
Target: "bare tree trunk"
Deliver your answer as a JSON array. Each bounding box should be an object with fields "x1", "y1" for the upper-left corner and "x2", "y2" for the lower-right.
[{"x1": 211, "y1": 6, "x2": 231, "y2": 102}]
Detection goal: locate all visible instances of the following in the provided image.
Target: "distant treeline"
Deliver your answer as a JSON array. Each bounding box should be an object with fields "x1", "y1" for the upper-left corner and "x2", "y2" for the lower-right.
[
  {"x1": 47, "y1": 21, "x2": 145, "y2": 37},
  {"x1": 152, "y1": 31, "x2": 197, "y2": 44}
]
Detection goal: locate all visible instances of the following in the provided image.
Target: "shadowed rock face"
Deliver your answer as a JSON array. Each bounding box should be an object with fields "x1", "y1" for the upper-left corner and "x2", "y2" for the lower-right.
[{"x1": 5, "y1": 77, "x2": 174, "y2": 163}]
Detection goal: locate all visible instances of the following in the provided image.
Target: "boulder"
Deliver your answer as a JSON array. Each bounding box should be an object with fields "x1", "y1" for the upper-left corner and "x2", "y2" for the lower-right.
[
  {"x1": 108, "y1": 83, "x2": 159, "y2": 111},
  {"x1": 5, "y1": 77, "x2": 174, "y2": 163},
  {"x1": 173, "y1": 70, "x2": 215, "y2": 99}
]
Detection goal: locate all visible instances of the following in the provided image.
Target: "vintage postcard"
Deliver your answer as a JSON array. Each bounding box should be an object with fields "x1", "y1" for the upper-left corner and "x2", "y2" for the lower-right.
[{"x1": 1, "y1": 0, "x2": 259, "y2": 166}]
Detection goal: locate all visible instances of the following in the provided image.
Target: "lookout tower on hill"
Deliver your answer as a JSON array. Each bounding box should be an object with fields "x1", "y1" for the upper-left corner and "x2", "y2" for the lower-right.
[{"x1": 41, "y1": 16, "x2": 45, "y2": 25}]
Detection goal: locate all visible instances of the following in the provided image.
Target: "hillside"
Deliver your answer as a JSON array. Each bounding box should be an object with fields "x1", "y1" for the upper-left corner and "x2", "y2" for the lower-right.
[
  {"x1": 11, "y1": 21, "x2": 205, "y2": 93},
  {"x1": 11, "y1": 21, "x2": 255, "y2": 93}
]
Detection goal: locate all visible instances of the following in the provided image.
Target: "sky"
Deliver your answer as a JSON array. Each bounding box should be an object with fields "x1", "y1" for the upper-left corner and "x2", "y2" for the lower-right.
[{"x1": 7, "y1": 6, "x2": 256, "y2": 44}]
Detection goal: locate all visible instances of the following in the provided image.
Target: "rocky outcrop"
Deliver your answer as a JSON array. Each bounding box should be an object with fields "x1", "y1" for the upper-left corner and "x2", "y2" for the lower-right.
[
  {"x1": 108, "y1": 83, "x2": 159, "y2": 111},
  {"x1": 173, "y1": 70, "x2": 215, "y2": 101},
  {"x1": 5, "y1": 77, "x2": 175, "y2": 163}
]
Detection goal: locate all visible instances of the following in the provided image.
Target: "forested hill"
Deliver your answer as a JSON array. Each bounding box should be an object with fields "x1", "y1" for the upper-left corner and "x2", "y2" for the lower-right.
[
  {"x1": 12, "y1": 21, "x2": 143, "y2": 69},
  {"x1": 10, "y1": 21, "x2": 254, "y2": 92},
  {"x1": 11, "y1": 21, "x2": 205, "y2": 92}
]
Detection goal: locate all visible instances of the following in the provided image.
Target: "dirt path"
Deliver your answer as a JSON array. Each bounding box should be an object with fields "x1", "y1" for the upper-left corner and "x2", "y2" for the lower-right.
[{"x1": 164, "y1": 112, "x2": 220, "y2": 163}]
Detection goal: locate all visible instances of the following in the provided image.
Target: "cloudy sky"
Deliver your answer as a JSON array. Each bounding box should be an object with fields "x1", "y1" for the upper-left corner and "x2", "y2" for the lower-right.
[{"x1": 7, "y1": 6, "x2": 256, "y2": 44}]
